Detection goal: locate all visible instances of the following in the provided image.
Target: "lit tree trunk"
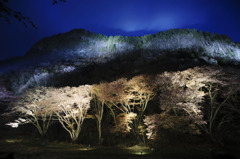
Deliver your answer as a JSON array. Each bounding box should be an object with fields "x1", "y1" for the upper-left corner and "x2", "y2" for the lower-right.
[
  {"x1": 26, "y1": 111, "x2": 53, "y2": 137},
  {"x1": 94, "y1": 100, "x2": 104, "y2": 142},
  {"x1": 52, "y1": 86, "x2": 92, "y2": 143},
  {"x1": 106, "y1": 104, "x2": 117, "y2": 125},
  {"x1": 71, "y1": 127, "x2": 82, "y2": 142},
  {"x1": 56, "y1": 112, "x2": 85, "y2": 142},
  {"x1": 5, "y1": 87, "x2": 54, "y2": 137},
  {"x1": 97, "y1": 120, "x2": 102, "y2": 141},
  {"x1": 42, "y1": 114, "x2": 53, "y2": 135}
]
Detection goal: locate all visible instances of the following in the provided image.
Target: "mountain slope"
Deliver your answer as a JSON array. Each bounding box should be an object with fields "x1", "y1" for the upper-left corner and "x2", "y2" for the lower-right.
[
  {"x1": 1, "y1": 29, "x2": 240, "y2": 94},
  {"x1": 25, "y1": 28, "x2": 240, "y2": 64}
]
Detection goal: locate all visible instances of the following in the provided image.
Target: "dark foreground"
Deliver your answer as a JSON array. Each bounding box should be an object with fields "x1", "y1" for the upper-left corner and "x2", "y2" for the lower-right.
[{"x1": 0, "y1": 135, "x2": 240, "y2": 159}]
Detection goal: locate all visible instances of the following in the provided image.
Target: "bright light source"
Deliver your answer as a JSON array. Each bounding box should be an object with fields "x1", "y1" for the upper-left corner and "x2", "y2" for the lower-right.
[
  {"x1": 125, "y1": 145, "x2": 151, "y2": 155},
  {"x1": 77, "y1": 147, "x2": 95, "y2": 151},
  {"x1": 130, "y1": 151, "x2": 150, "y2": 155},
  {"x1": 5, "y1": 139, "x2": 22, "y2": 143}
]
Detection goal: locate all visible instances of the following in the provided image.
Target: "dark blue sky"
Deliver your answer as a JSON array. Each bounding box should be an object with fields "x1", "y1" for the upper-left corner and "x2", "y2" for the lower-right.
[{"x1": 1, "y1": 0, "x2": 240, "y2": 61}]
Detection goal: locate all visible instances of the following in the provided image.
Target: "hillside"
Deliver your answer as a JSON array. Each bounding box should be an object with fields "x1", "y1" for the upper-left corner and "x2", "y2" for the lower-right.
[
  {"x1": 0, "y1": 29, "x2": 240, "y2": 94},
  {"x1": 25, "y1": 28, "x2": 240, "y2": 64},
  {"x1": 1, "y1": 28, "x2": 240, "y2": 72}
]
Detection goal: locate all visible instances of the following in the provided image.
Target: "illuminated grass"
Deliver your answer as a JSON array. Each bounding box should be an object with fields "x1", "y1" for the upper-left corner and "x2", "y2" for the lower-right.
[
  {"x1": 5, "y1": 139, "x2": 23, "y2": 143},
  {"x1": 77, "y1": 147, "x2": 95, "y2": 151},
  {"x1": 125, "y1": 145, "x2": 152, "y2": 155}
]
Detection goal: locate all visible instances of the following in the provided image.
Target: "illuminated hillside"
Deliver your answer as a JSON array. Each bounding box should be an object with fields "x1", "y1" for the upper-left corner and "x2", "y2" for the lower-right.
[{"x1": 26, "y1": 29, "x2": 240, "y2": 65}]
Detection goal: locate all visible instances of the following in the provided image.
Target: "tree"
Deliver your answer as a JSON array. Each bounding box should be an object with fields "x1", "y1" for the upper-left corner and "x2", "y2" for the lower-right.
[
  {"x1": 51, "y1": 85, "x2": 92, "y2": 142},
  {"x1": 144, "y1": 112, "x2": 200, "y2": 141},
  {"x1": 113, "y1": 112, "x2": 137, "y2": 133},
  {"x1": 120, "y1": 75, "x2": 155, "y2": 133},
  {"x1": 0, "y1": 0, "x2": 66, "y2": 29},
  {"x1": 103, "y1": 78, "x2": 127, "y2": 126},
  {"x1": 128, "y1": 76, "x2": 154, "y2": 117},
  {"x1": 52, "y1": 0, "x2": 66, "y2": 5},
  {"x1": 114, "y1": 35, "x2": 125, "y2": 42},
  {"x1": 92, "y1": 83, "x2": 106, "y2": 142},
  {"x1": 155, "y1": 67, "x2": 222, "y2": 125},
  {"x1": 198, "y1": 68, "x2": 240, "y2": 143},
  {"x1": 151, "y1": 66, "x2": 240, "y2": 144},
  {"x1": 103, "y1": 76, "x2": 155, "y2": 136},
  {"x1": 144, "y1": 67, "x2": 224, "y2": 141},
  {"x1": 6, "y1": 87, "x2": 55, "y2": 136},
  {"x1": 143, "y1": 34, "x2": 153, "y2": 43}
]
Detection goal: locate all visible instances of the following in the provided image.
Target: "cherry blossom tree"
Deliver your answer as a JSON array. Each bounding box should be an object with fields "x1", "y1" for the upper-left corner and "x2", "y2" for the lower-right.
[
  {"x1": 155, "y1": 66, "x2": 223, "y2": 125},
  {"x1": 101, "y1": 78, "x2": 127, "y2": 126},
  {"x1": 6, "y1": 87, "x2": 55, "y2": 136},
  {"x1": 6, "y1": 85, "x2": 92, "y2": 142},
  {"x1": 92, "y1": 76, "x2": 154, "y2": 135},
  {"x1": 122, "y1": 75, "x2": 155, "y2": 127},
  {"x1": 103, "y1": 76, "x2": 155, "y2": 135},
  {"x1": 51, "y1": 85, "x2": 92, "y2": 142},
  {"x1": 113, "y1": 112, "x2": 137, "y2": 133},
  {"x1": 199, "y1": 68, "x2": 240, "y2": 143},
  {"x1": 144, "y1": 66, "x2": 240, "y2": 143},
  {"x1": 92, "y1": 83, "x2": 107, "y2": 141},
  {"x1": 144, "y1": 112, "x2": 200, "y2": 140}
]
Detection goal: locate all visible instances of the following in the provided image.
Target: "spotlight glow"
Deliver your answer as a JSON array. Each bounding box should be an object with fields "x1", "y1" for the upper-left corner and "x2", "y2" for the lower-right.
[
  {"x1": 5, "y1": 139, "x2": 22, "y2": 143},
  {"x1": 77, "y1": 147, "x2": 95, "y2": 151},
  {"x1": 125, "y1": 145, "x2": 152, "y2": 155}
]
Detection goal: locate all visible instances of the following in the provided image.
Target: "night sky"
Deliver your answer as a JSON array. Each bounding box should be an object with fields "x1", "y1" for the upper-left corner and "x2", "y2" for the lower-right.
[{"x1": 1, "y1": 0, "x2": 240, "y2": 61}]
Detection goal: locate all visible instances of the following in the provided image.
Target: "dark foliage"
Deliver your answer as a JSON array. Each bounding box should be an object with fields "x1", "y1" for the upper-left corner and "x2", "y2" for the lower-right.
[{"x1": 0, "y1": 0, "x2": 66, "y2": 29}]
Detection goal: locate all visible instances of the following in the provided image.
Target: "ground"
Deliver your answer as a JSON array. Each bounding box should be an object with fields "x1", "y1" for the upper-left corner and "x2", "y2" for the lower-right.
[{"x1": 0, "y1": 134, "x2": 214, "y2": 159}]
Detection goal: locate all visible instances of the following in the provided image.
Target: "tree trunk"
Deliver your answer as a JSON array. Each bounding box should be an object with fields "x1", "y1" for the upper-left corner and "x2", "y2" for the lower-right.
[
  {"x1": 98, "y1": 121, "x2": 102, "y2": 142},
  {"x1": 71, "y1": 133, "x2": 79, "y2": 143}
]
